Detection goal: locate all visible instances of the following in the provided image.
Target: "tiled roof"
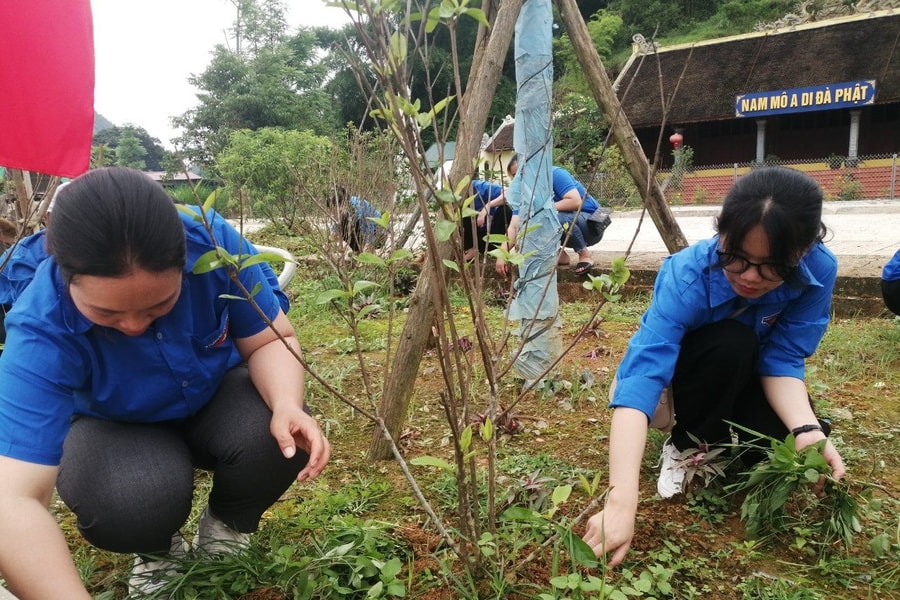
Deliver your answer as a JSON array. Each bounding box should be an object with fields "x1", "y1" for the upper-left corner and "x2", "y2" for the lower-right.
[
  {"x1": 484, "y1": 119, "x2": 515, "y2": 152},
  {"x1": 616, "y1": 11, "x2": 900, "y2": 128}
]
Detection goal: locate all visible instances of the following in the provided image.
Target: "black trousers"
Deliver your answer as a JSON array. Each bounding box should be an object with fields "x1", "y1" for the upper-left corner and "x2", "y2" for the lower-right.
[
  {"x1": 882, "y1": 278, "x2": 900, "y2": 315},
  {"x1": 56, "y1": 366, "x2": 309, "y2": 555},
  {"x1": 669, "y1": 320, "x2": 818, "y2": 455},
  {"x1": 463, "y1": 205, "x2": 512, "y2": 256}
]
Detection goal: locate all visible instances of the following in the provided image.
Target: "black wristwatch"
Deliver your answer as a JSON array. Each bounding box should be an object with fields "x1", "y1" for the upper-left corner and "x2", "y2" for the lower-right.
[{"x1": 791, "y1": 423, "x2": 824, "y2": 436}]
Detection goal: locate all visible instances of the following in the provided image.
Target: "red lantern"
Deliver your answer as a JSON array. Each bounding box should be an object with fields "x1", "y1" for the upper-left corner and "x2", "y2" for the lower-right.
[{"x1": 669, "y1": 132, "x2": 684, "y2": 150}]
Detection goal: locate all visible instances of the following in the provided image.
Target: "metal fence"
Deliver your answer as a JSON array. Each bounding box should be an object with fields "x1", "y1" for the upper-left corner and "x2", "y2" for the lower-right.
[{"x1": 578, "y1": 152, "x2": 900, "y2": 208}]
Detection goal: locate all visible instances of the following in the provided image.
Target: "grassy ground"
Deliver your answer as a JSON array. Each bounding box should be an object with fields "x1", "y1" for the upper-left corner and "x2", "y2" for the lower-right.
[{"x1": 49, "y1": 228, "x2": 900, "y2": 599}]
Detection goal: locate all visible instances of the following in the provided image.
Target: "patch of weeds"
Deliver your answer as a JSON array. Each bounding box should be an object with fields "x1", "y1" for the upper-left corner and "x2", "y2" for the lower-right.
[
  {"x1": 814, "y1": 319, "x2": 900, "y2": 387},
  {"x1": 148, "y1": 519, "x2": 408, "y2": 600},
  {"x1": 737, "y1": 574, "x2": 824, "y2": 599},
  {"x1": 726, "y1": 428, "x2": 867, "y2": 554},
  {"x1": 686, "y1": 484, "x2": 732, "y2": 525},
  {"x1": 497, "y1": 451, "x2": 593, "y2": 485},
  {"x1": 288, "y1": 476, "x2": 392, "y2": 525}
]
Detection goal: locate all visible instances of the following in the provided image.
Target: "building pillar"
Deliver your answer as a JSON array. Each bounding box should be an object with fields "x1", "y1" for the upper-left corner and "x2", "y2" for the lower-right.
[
  {"x1": 755, "y1": 119, "x2": 767, "y2": 164},
  {"x1": 848, "y1": 110, "x2": 861, "y2": 163}
]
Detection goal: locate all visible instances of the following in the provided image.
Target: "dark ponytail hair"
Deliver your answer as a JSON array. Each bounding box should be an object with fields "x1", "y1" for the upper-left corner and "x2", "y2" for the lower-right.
[
  {"x1": 46, "y1": 167, "x2": 186, "y2": 283},
  {"x1": 715, "y1": 166, "x2": 827, "y2": 268}
]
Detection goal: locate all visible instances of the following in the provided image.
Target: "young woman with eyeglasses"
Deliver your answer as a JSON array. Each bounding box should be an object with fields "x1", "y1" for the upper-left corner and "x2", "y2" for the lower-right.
[{"x1": 582, "y1": 166, "x2": 846, "y2": 566}]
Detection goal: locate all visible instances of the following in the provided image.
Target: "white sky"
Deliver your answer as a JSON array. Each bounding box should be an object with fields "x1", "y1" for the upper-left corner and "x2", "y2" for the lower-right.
[{"x1": 90, "y1": 0, "x2": 351, "y2": 148}]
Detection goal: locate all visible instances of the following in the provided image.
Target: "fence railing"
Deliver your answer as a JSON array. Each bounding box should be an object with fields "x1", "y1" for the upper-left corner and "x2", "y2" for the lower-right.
[{"x1": 578, "y1": 153, "x2": 900, "y2": 208}]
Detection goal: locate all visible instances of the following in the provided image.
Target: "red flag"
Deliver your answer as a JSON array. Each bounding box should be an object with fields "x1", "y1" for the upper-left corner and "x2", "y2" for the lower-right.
[{"x1": 0, "y1": 0, "x2": 94, "y2": 177}]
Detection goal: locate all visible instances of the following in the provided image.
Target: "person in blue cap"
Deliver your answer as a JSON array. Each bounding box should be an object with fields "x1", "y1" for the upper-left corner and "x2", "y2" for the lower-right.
[
  {"x1": 881, "y1": 249, "x2": 900, "y2": 315},
  {"x1": 582, "y1": 166, "x2": 846, "y2": 567},
  {"x1": 0, "y1": 167, "x2": 330, "y2": 598}
]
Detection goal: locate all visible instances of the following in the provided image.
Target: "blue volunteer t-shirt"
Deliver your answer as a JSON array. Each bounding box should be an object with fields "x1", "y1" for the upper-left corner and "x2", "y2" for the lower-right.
[
  {"x1": 883, "y1": 249, "x2": 900, "y2": 282},
  {"x1": 350, "y1": 196, "x2": 382, "y2": 244},
  {"x1": 0, "y1": 209, "x2": 285, "y2": 466},
  {"x1": 0, "y1": 230, "x2": 48, "y2": 305},
  {"x1": 610, "y1": 237, "x2": 836, "y2": 421},
  {"x1": 552, "y1": 167, "x2": 599, "y2": 214},
  {"x1": 471, "y1": 180, "x2": 505, "y2": 217},
  {"x1": 508, "y1": 167, "x2": 599, "y2": 216}
]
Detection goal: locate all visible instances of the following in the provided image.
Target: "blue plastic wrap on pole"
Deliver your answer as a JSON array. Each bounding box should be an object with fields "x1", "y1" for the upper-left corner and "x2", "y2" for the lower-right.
[{"x1": 508, "y1": 0, "x2": 561, "y2": 381}]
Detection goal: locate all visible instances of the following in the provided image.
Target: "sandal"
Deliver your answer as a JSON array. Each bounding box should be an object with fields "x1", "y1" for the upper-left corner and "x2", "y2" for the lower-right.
[{"x1": 573, "y1": 261, "x2": 594, "y2": 275}]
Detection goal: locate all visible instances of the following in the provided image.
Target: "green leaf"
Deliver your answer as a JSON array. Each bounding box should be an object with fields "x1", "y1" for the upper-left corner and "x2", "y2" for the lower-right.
[
  {"x1": 461, "y1": 205, "x2": 479, "y2": 219},
  {"x1": 218, "y1": 293, "x2": 248, "y2": 302},
  {"x1": 388, "y1": 248, "x2": 414, "y2": 262},
  {"x1": 409, "y1": 456, "x2": 454, "y2": 471},
  {"x1": 869, "y1": 532, "x2": 890, "y2": 557},
  {"x1": 175, "y1": 204, "x2": 203, "y2": 221},
  {"x1": 202, "y1": 190, "x2": 217, "y2": 214},
  {"x1": 453, "y1": 176, "x2": 472, "y2": 198},
  {"x1": 239, "y1": 252, "x2": 293, "y2": 270},
  {"x1": 551, "y1": 484, "x2": 572, "y2": 507},
  {"x1": 460, "y1": 425, "x2": 473, "y2": 452},
  {"x1": 561, "y1": 529, "x2": 599, "y2": 569},
  {"x1": 192, "y1": 249, "x2": 239, "y2": 274},
  {"x1": 366, "y1": 581, "x2": 384, "y2": 598},
  {"x1": 316, "y1": 289, "x2": 350, "y2": 304},
  {"x1": 352, "y1": 280, "x2": 380, "y2": 296},
  {"x1": 425, "y1": 7, "x2": 441, "y2": 33},
  {"x1": 356, "y1": 252, "x2": 387, "y2": 266},
  {"x1": 464, "y1": 7, "x2": 490, "y2": 27},
  {"x1": 381, "y1": 557, "x2": 402, "y2": 580},
  {"x1": 435, "y1": 219, "x2": 457, "y2": 242},
  {"x1": 443, "y1": 259, "x2": 460, "y2": 272},
  {"x1": 480, "y1": 417, "x2": 494, "y2": 441},
  {"x1": 499, "y1": 506, "x2": 543, "y2": 522},
  {"x1": 369, "y1": 211, "x2": 391, "y2": 229},
  {"x1": 357, "y1": 304, "x2": 380, "y2": 319},
  {"x1": 433, "y1": 188, "x2": 456, "y2": 204},
  {"x1": 324, "y1": 541, "x2": 356, "y2": 558}
]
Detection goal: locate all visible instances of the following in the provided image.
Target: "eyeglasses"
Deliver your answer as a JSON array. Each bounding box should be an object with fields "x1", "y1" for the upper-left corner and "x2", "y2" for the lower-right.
[{"x1": 715, "y1": 250, "x2": 795, "y2": 282}]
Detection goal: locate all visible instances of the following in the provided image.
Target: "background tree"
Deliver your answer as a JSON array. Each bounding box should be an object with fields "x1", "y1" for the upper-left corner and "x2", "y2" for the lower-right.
[
  {"x1": 215, "y1": 127, "x2": 337, "y2": 228},
  {"x1": 91, "y1": 125, "x2": 166, "y2": 170},
  {"x1": 172, "y1": 0, "x2": 341, "y2": 170},
  {"x1": 113, "y1": 127, "x2": 148, "y2": 170}
]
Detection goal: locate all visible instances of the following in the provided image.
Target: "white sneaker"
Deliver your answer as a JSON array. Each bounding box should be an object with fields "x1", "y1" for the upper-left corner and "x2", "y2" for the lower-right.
[
  {"x1": 193, "y1": 506, "x2": 251, "y2": 556},
  {"x1": 128, "y1": 532, "x2": 187, "y2": 597},
  {"x1": 657, "y1": 440, "x2": 686, "y2": 499}
]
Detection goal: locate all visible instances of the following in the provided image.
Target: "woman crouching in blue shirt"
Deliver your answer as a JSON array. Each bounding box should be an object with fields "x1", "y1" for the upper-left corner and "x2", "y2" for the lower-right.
[
  {"x1": 581, "y1": 166, "x2": 846, "y2": 567},
  {"x1": 0, "y1": 167, "x2": 330, "y2": 599}
]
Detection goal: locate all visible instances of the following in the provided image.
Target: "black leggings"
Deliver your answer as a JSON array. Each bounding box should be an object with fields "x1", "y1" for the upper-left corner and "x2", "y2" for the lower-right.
[
  {"x1": 669, "y1": 320, "x2": 820, "y2": 458},
  {"x1": 56, "y1": 366, "x2": 309, "y2": 555}
]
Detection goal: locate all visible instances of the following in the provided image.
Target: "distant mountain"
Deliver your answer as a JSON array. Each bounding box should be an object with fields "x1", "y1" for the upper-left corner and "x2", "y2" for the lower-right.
[{"x1": 94, "y1": 111, "x2": 114, "y2": 134}]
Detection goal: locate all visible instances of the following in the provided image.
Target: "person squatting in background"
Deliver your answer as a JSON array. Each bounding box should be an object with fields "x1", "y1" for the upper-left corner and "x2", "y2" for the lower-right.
[
  {"x1": 499, "y1": 155, "x2": 611, "y2": 276},
  {"x1": 464, "y1": 178, "x2": 513, "y2": 263},
  {"x1": 582, "y1": 166, "x2": 846, "y2": 566},
  {"x1": 881, "y1": 248, "x2": 900, "y2": 315},
  {"x1": 0, "y1": 167, "x2": 330, "y2": 599},
  {"x1": 327, "y1": 186, "x2": 384, "y2": 253}
]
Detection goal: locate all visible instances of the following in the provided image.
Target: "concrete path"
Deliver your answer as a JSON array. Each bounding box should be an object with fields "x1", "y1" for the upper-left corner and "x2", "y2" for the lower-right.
[{"x1": 586, "y1": 200, "x2": 900, "y2": 279}]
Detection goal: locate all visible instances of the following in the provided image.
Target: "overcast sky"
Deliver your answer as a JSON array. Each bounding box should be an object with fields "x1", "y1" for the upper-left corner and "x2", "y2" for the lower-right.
[{"x1": 90, "y1": 0, "x2": 350, "y2": 148}]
